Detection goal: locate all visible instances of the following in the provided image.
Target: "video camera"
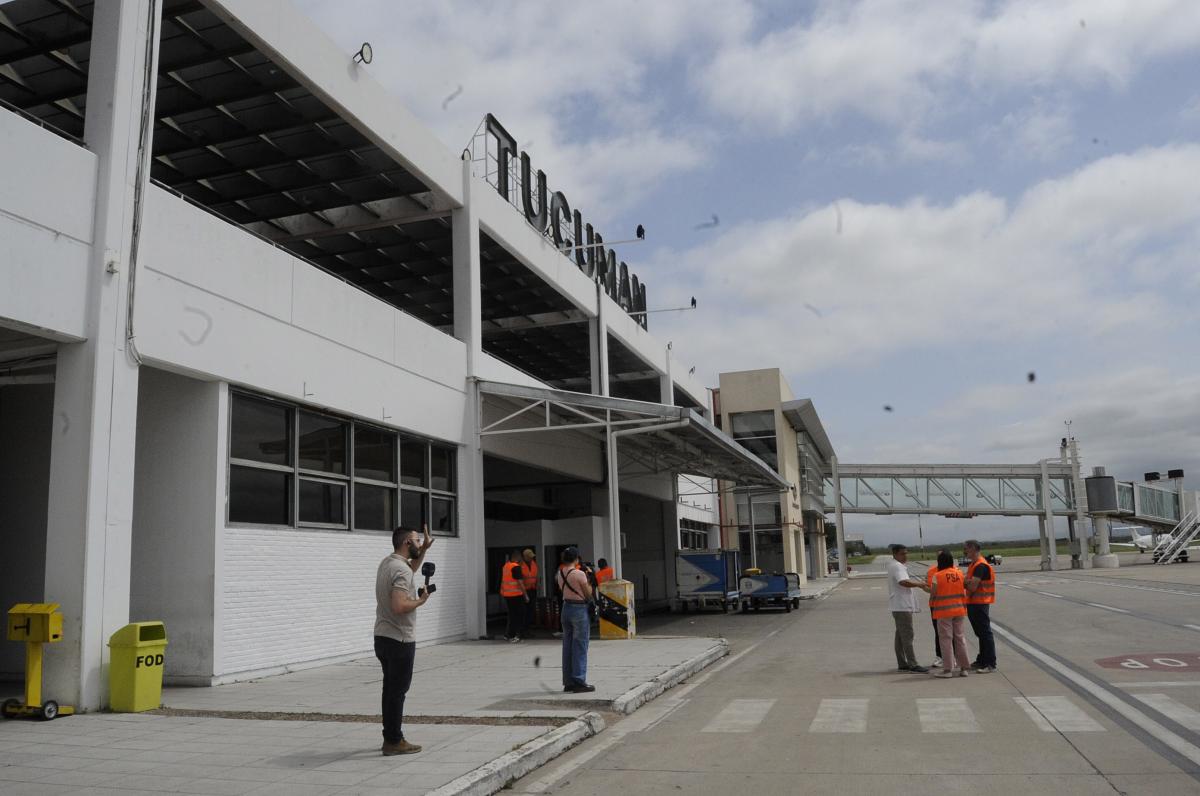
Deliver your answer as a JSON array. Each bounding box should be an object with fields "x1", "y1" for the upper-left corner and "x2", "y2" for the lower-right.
[{"x1": 420, "y1": 561, "x2": 437, "y2": 597}]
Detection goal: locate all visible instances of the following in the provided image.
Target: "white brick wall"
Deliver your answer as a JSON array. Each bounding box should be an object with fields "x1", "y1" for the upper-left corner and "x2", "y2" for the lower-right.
[{"x1": 218, "y1": 527, "x2": 467, "y2": 678}]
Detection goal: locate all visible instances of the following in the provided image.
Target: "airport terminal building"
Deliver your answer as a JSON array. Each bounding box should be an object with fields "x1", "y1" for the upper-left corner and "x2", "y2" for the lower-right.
[{"x1": 0, "y1": 0, "x2": 783, "y2": 708}]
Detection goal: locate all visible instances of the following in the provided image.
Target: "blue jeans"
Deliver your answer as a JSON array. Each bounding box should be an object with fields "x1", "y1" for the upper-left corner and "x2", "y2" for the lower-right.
[{"x1": 561, "y1": 602, "x2": 590, "y2": 687}]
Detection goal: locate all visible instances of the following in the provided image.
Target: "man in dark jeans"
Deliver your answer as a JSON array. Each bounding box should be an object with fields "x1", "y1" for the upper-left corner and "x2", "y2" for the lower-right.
[
  {"x1": 374, "y1": 524, "x2": 434, "y2": 755},
  {"x1": 963, "y1": 539, "x2": 997, "y2": 673}
]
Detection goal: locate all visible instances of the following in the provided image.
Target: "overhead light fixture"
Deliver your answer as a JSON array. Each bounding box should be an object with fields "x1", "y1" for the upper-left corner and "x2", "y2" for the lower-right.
[{"x1": 353, "y1": 42, "x2": 373, "y2": 64}]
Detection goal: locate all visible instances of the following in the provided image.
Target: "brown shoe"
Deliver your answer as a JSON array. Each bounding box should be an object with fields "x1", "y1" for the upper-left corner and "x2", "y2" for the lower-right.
[{"x1": 382, "y1": 739, "x2": 422, "y2": 756}]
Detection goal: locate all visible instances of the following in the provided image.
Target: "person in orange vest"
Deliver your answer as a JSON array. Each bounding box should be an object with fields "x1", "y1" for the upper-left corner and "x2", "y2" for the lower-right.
[
  {"x1": 595, "y1": 558, "x2": 615, "y2": 586},
  {"x1": 500, "y1": 550, "x2": 527, "y2": 643},
  {"x1": 963, "y1": 539, "x2": 997, "y2": 673},
  {"x1": 520, "y1": 549, "x2": 539, "y2": 633},
  {"x1": 922, "y1": 549, "x2": 970, "y2": 678}
]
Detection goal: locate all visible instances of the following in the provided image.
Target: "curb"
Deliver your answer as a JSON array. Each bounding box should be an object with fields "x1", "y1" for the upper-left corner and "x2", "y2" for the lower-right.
[
  {"x1": 610, "y1": 639, "x2": 730, "y2": 715},
  {"x1": 428, "y1": 712, "x2": 605, "y2": 796}
]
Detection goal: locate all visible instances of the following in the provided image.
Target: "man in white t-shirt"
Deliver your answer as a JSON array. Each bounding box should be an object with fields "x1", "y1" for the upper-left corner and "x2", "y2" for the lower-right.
[{"x1": 887, "y1": 544, "x2": 929, "y2": 673}]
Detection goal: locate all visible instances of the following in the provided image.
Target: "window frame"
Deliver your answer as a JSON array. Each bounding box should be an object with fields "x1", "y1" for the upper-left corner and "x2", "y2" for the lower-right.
[{"x1": 226, "y1": 389, "x2": 459, "y2": 536}]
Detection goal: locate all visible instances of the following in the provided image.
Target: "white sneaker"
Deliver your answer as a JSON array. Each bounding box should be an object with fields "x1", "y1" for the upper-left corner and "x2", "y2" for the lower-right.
[
  {"x1": 931, "y1": 657, "x2": 942, "y2": 668},
  {"x1": 958, "y1": 669, "x2": 969, "y2": 677},
  {"x1": 933, "y1": 670, "x2": 955, "y2": 679}
]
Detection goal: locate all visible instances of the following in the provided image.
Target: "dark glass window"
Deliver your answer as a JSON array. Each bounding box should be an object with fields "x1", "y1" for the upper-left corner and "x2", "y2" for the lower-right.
[
  {"x1": 401, "y1": 489, "x2": 427, "y2": 528},
  {"x1": 230, "y1": 466, "x2": 290, "y2": 524},
  {"x1": 230, "y1": 396, "x2": 290, "y2": 465},
  {"x1": 729, "y1": 411, "x2": 778, "y2": 470},
  {"x1": 298, "y1": 412, "x2": 347, "y2": 474},
  {"x1": 355, "y1": 426, "x2": 396, "y2": 482},
  {"x1": 400, "y1": 440, "x2": 426, "y2": 487},
  {"x1": 299, "y1": 479, "x2": 346, "y2": 525},
  {"x1": 355, "y1": 484, "x2": 395, "y2": 532},
  {"x1": 431, "y1": 445, "x2": 455, "y2": 492},
  {"x1": 431, "y1": 496, "x2": 455, "y2": 535}
]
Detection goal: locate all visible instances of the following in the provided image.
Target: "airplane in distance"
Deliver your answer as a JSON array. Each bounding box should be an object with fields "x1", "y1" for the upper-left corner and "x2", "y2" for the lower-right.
[{"x1": 1110, "y1": 526, "x2": 1157, "y2": 553}]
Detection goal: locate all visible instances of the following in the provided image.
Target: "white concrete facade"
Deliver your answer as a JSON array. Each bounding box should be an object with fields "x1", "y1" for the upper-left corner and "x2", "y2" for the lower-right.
[{"x1": 0, "y1": 0, "x2": 708, "y2": 707}]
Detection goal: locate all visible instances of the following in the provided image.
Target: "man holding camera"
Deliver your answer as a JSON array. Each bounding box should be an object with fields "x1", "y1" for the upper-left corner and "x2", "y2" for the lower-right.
[{"x1": 374, "y1": 524, "x2": 434, "y2": 756}]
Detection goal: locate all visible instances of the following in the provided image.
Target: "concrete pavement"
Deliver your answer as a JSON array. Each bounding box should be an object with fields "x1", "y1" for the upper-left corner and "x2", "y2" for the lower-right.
[
  {"x1": 0, "y1": 635, "x2": 727, "y2": 794},
  {"x1": 515, "y1": 561, "x2": 1200, "y2": 795}
]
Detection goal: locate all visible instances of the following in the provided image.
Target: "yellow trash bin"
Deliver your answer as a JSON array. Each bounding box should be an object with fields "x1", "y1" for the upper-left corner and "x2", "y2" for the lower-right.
[
  {"x1": 597, "y1": 580, "x2": 636, "y2": 640},
  {"x1": 107, "y1": 622, "x2": 168, "y2": 713}
]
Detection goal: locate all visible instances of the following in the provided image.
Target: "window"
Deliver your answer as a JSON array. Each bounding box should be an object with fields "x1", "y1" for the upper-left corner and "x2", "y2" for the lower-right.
[
  {"x1": 730, "y1": 411, "x2": 778, "y2": 471},
  {"x1": 227, "y1": 391, "x2": 458, "y2": 534},
  {"x1": 229, "y1": 396, "x2": 294, "y2": 525}
]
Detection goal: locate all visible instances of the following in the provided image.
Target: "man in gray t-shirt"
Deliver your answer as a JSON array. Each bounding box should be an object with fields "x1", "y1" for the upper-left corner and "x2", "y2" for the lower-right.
[{"x1": 374, "y1": 525, "x2": 433, "y2": 756}]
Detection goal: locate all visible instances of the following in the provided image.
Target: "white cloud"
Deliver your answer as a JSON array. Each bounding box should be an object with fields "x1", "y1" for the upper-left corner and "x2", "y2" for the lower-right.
[
  {"x1": 992, "y1": 99, "x2": 1075, "y2": 162},
  {"x1": 655, "y1": 144, "x2": 1200, "y2": 384},
  {"x1": 699, "y1": 0, "x2": 1200, "y2": 131},
  {"x1": 294, "y1": 0, "x2": 746, "y2": 220}
]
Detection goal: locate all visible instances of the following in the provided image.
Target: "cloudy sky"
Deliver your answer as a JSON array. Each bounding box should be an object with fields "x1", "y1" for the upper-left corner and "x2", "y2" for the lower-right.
[{"x1": 296, "y1": 0, "x2": 1200, "y2": 544}]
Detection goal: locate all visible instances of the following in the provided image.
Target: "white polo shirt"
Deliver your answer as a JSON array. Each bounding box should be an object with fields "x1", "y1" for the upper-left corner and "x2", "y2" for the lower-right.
[{"x1": 887, "y1": 558, "x2": 919, "y2": 613}]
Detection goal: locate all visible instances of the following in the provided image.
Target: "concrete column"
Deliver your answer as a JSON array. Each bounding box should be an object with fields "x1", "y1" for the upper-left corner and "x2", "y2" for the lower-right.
[
  {"x1": 1092, "y1": 515, "x2": 1119, "y2": 568},
  {"x1": 452, "y1": 158, "x2": 487, "y2": 639},
  {"x1": 663, "y1": 484, "x2": 680, "y2": 608},
  {"x1": 43, "y1": 0, "x2": 161, "y2": 710},
  {"x1": 1039, "y1": 459, "x2": 1057, "y2": 571},
  {"x1": 659, "y1": 347, "x2": 673, "y2": 406},
  {"x1": 830, "y1": 455, "x2": 848, "y2": 577},
  {"x1": 590, "y1": 284, "x2": 609, "y2": 396}
]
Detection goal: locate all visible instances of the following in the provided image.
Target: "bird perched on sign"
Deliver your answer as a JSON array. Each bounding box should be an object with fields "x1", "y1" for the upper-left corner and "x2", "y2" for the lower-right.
[
  {"x1": 689, "y1": 366, "x2": 696, "y2": 375},
  {"x1": 636, "y1": 224, "x2": 645, "y2": 240},
  {"x1": 690, "y1": 296, "x2": 697, "y2": 308}
]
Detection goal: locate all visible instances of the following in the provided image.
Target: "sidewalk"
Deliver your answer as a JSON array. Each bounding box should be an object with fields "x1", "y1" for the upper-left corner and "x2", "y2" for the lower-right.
[{"x1": 0, "y1": 634, "x2": 727, "y2": 795}]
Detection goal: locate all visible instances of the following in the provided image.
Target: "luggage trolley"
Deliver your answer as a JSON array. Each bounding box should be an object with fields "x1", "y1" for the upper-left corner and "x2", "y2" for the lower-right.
[{"x1": 739, "y1": 572, "x2": 802, "y2": 612}]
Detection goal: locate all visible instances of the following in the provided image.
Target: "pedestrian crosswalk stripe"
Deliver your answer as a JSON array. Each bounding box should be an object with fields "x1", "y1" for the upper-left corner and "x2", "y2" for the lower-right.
[
  {"x1": 1134, "y1": 693, "x2": 1200, "y2": 731},
  {"x1": 809, "y1": 699, "x2": 868, "y2": 733},
  {"x1": 917, "y1": 698, "x2": 979, "y2": 733},
  {"x1": 702, "y1": 698, "x2": 776, "y2": 733},
  {"x1": 1014, "y1": 696, "x2": 1105, "y2": 732}
]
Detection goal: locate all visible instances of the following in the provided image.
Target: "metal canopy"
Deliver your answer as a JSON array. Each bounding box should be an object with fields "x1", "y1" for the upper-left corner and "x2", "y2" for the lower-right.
[
  {"x1": 478, "y1": 380, "x2": 787, "y2": 490},
  {"x1": 781, "y1": 398, "x2": 835, "y2": 461}
]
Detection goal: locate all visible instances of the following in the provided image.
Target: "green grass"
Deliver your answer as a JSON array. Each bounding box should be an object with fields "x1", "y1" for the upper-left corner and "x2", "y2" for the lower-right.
[{"x1": 848, "y1": 543, "x2": 1072, "y2": 564}]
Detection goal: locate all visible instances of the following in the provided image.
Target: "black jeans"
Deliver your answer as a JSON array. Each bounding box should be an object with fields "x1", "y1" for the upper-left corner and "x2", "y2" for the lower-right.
[
  {"x1": 505, "y1": 595, "x2": 526, "y2": 639},
  {"x1": 966, "y1": 604, "x2": 996, "y2": 667},
  {"x1": 525, "y1": 590, "x2": 537, "y2": 631},
  {"x1": 932, "y1": 617, "x2": 941, "y2": 658},
  {"x1": 374, "y1": 636, "x2": 416, "y2": 744}
]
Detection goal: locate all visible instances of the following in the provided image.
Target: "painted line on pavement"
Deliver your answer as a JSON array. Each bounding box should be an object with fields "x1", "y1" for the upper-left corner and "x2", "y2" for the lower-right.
[
  {"x1": 1116, "y1": 681, "x2": 1200, "y2": 689},
  {"x1": 1086, "y1": 603, "x2": 1130, "y2": 614},
  {"x1": 1038, "y1": 592, "x2": 1064, "y2": 598},
  {"x1": 523, "y1": 628, "x2": 782, "y2": 792},
  {"x1": 993, "y1": 621, "x2": 1200, "y2": 773},
  {"x1": 917, "y1": 698, "x2": 979, "y2": 733},
  {"x1": 1185, "y1": 625, "x2": 1200, "y2": 633},
  {"x1": 1133, "y1": 694, "x2": 1200, "y2": 732},
  {"x1": 1014, "y1": 696, "x2": 1105, "y2": 732},
  {"x1": 701, "y1": 698, "x2": 776, "y2": 733},
  {"x1": 1017, "y1": 585, "x2": 1200, "y2": 635},
  {"x1": 809, "y1": 698, "x2": 868, "y2": 733}
]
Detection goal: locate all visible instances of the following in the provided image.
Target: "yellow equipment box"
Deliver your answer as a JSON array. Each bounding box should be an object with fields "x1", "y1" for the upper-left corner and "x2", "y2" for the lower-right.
[
  {"x1": 3, "y1": 603, "x2": 74, "y2": 720},
  {"x1": 7, "y1": 603, "x2": 63, "y2": 644}
]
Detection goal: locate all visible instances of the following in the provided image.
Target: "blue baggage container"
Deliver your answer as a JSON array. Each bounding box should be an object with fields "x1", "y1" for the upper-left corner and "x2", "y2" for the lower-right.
[
  {"x1": 675, "y1": 550, "x2": 741, "y2": 612},
  {"x1": 739, "y1": 572, "x2": 802, "y2": 612}
]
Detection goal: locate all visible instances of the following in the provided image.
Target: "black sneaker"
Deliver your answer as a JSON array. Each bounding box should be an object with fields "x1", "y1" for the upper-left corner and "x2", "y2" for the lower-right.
[
  {"x1": 568, "y1": 683, "x2": 596, "y2": 693},
  {"x1": 908, "y1": 665, "x2": 930, "y2": 674}
]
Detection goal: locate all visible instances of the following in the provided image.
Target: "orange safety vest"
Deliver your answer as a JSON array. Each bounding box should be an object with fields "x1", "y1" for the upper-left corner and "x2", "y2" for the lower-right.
[
  {"x1": 520, "y1": 560, "x2": 538, "y2": 591},
  {"x1": 965, "y1": 557, "x2": 995, "y2": 605},
  {"x1": 929, "y1": 568, "x2": 967, "y2": 620},
  {"x1": 500, "y1": 562, "x2": 524, "y2": 598},
  {"x1": 925, "y1": 566, "x2": 936, "y2": 590},
  {"x1": 595, "y1": 566, "x2": 615, "y2": 586}
]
